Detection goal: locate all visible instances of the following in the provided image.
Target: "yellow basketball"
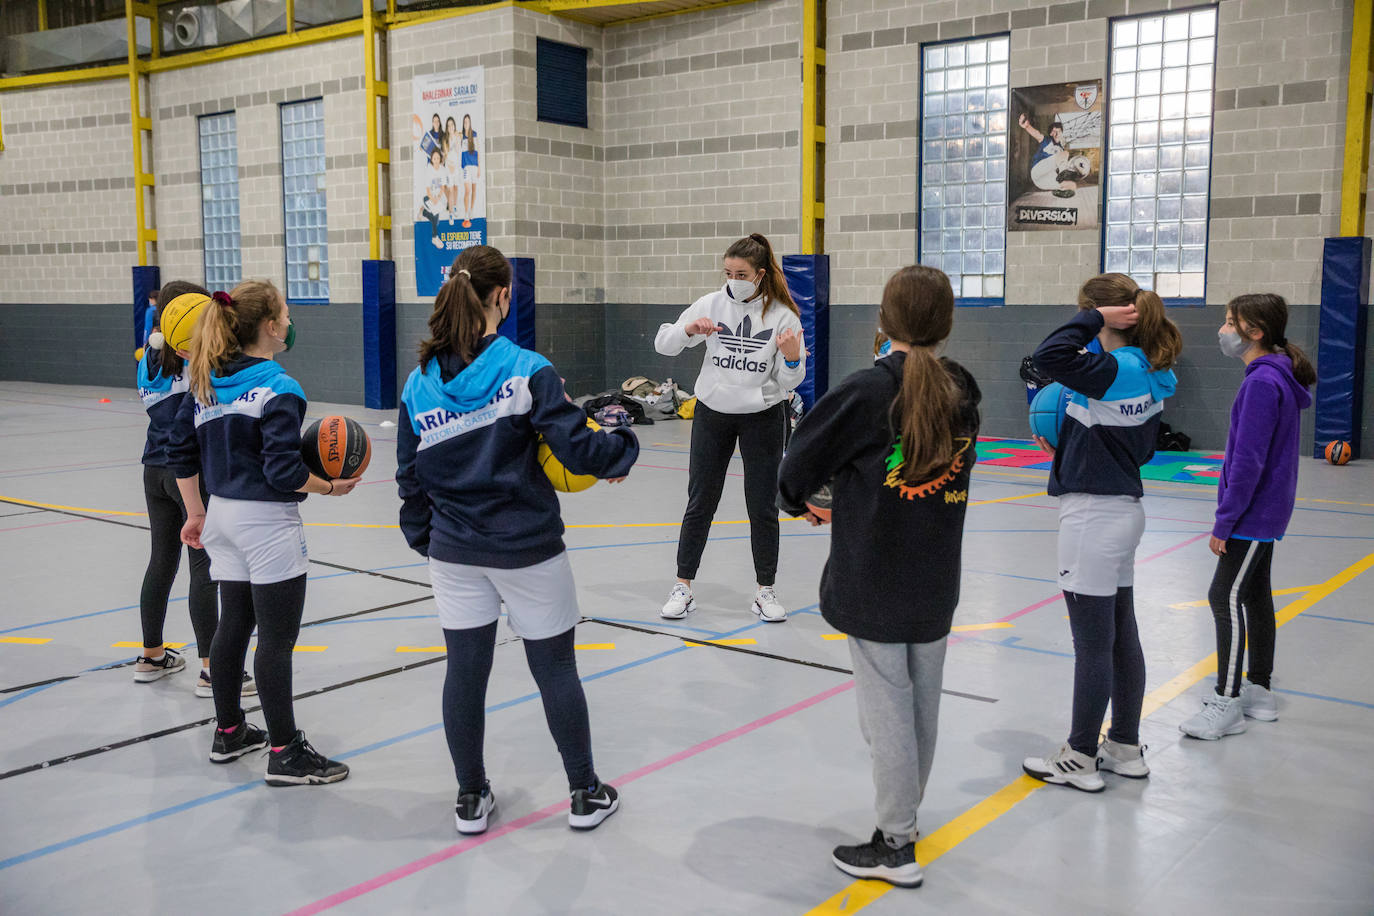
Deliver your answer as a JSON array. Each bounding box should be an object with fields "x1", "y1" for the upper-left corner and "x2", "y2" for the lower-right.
[
  {"x1": 537, "y1": 418, "x2": 602, "y2": 493},
  {"x1": 160, "y1": 292, "x2": 212, "y2": 352}
]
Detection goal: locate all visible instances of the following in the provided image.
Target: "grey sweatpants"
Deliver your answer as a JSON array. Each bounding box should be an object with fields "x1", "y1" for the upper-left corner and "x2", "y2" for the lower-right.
[{"x1": 849, "y1": 635, "x2": 949, "y2": 840}]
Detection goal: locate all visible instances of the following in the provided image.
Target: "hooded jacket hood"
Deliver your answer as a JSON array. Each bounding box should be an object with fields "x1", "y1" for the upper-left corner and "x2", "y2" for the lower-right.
[{"x1": 1247, "y1": 353, "x2": 1312, "y2": 410}]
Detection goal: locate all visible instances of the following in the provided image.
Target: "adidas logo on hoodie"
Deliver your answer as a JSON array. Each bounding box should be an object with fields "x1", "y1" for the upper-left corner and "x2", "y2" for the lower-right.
[{"x1": 711, "y1": 315, "x2": 773, "y2": 373}]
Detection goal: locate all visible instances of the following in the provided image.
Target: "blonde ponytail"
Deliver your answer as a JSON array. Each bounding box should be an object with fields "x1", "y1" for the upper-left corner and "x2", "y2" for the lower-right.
[{"x1": 187, "y1": 281, "x2": 284, "y2": 405}]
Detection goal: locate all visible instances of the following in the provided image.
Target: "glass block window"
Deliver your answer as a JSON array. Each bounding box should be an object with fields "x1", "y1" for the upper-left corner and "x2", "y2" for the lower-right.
[
  {"x1": 280, "y1": 99, "x2": 328, "y2": 302},
  {"x1": 920, "y1": 35, "x2": 1011, "y2": 300},
  {"x1": 198, "y1": 112, "x2": 240, "y2": 294},
  {"x1": 1106, "y1": 7, "x2": 1216, "y2": 299}
]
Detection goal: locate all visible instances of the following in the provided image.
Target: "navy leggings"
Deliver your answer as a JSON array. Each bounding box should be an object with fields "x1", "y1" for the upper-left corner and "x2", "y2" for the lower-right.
[
  {"x1": 1066, "y1": 587, "x2": 1146, "y2": 756},
  {"x1": 443, "y1": 622, "x2": 595, "y2": 793},
  {"x1": 211, "y1": 575, "x2": 307, "y2": 747}
]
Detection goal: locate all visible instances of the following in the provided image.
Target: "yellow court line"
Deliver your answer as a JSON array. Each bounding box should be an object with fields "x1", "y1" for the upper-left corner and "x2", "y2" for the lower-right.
[
  {"x1": 292, "y1": 646, "x2": 328, "y2": 653},
  {"x1": 969, "y1": 491, "x2": 1046, "y2": 507},
  {"x1": 684, "y1": 638, "x2": 758, "y2": 647},
  {"x1": 0, "y1": 495, "x2": 147, "y2": 517},
  {"x1": 950, "y1": 622, "x2": 1015, "y2": 632},
  {"x1": 805, "y1": 550, "x2": 1374, "y2": 914},
  {"x1": 1169, "y1": 584, "x2": 1316, "y2": 610},
  {"x1": 112, "y1": 641, "x2": 188, "y2": 649},
  {"x1": 1299, "y1": 497, "x2": 1374, "y2": 508},
  {"x1": 0, "y1": 636, "x2": 52, "y2": 645},
  {"x1": 574, "y1": 643, "x2": 617, "y2": 650},
  {"x1": 396, "y1": 646, "x2": 445, "y2": 653},
  {"x1": 821, "y1": 634, "x2": 848, "y2": 641}
]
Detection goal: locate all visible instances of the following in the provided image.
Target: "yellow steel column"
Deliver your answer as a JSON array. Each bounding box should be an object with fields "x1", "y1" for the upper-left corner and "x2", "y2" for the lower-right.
[
  {"x1": 126, "y1": 1, "x2": 158, "y2": 266},
  {"x1": 37, "y1": 0, "x2": 47, "y2": 30},
  {"x1": 800, "y1": 0, "x2": 825, "y2": 253},
  {"x1": 364, "y1": 1, "x2": 392, "y2": 260},
  {"x1": 1341, "y1": 0, "x2": 1373, "y2": 237},
  {"x1": 287, "y1": 0, "x2": 296, "y2": 36}
]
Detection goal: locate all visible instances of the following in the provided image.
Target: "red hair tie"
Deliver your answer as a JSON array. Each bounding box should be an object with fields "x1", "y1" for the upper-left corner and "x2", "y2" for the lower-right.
[{"x1": 212, "y1": 291, "x2": 233, "y2": 307}]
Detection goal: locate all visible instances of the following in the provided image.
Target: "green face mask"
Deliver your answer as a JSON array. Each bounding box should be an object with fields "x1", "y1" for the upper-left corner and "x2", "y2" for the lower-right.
[{"x1": 276, "y1": 319, "x2": 296, "y2": 352}]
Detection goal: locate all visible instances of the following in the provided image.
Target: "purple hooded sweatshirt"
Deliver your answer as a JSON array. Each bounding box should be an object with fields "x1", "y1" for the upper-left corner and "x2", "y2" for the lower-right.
[{"x1": 1213, "y1": 353, "x2": 1312, "y2": 541}]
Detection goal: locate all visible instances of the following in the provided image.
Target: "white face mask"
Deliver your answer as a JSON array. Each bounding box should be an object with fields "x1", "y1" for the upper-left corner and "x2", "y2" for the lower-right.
[
  {"x1": 1218, "y1": 329, "x2": 1250, "y2": 359},
  {"x1": 726, "y1": 278, "x2": 757, "y2": 301}
]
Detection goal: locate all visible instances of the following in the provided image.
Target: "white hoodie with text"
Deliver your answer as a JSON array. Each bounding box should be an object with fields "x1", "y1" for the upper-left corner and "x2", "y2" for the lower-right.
[{"x1": 654, "y1": 284, "x2": 806, "y2": 414}]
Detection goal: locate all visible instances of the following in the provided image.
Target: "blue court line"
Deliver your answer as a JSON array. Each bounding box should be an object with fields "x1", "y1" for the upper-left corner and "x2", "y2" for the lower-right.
[
  {"x1": 1273, "y1": 688, "x2": 1374, "y2": 711},
  {"x1": 1299, "y1": 613, "x2": 1374, "y2": 626},
  {"x1": 966, "y1": 568, "x2": 1057, "y2": 584},
  {"x1": 0, "y1": 682, "x2": 64, "y2": 710},
  {"x1": 1148, "y1": 529, "x2": 1374, "y2": 541},
  {"x1": 0, "y1": 461, "x2": 145, "y2": 481},
  {"x1": 589, "y1": 616, "x2": 724, "y2": 638},
  {"x1": 963, "y1": 635, "x2": 1075, "y2": 659},
  {"x1": 0, "y1": 610, "x2": 807, "y2": 872}
]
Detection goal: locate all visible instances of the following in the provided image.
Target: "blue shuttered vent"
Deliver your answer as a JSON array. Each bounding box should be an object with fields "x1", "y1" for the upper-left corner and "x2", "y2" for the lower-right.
[{"x1": 537, "y1": 38, "x2": 589, "y2": 128}]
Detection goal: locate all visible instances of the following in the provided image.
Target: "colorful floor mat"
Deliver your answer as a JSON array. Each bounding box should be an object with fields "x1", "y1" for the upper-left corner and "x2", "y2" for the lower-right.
[{"x1": 976, "y1": 438, "x2": 1223, "y2": 485}]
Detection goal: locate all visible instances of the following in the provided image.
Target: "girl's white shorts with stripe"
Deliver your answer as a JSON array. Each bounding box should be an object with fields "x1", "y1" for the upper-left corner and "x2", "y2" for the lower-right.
[
  {"x1": 1056, "y1": 492, "x2": 1146, "y2": 597},
  {"x1": 201, "y1": 496, "x2": 309, "y2": 585},
  {"x1": 429, "y1": 551, "x2": 580, "y2": 640}
]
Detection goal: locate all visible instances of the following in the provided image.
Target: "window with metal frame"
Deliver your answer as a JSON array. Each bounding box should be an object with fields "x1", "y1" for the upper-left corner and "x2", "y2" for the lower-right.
[
  {"x1": 1105, "y1": 6, "x2": 1217, "y2": 300},
  {"x1": 280, "y1": 98, "x2": 328, "y2": 302},
  {"x1": 198, "y1": 111, "x2": 241, "y2": 294},
  {"x1": 919, "y1": 35, "x2": 1011, "y2": 302}
]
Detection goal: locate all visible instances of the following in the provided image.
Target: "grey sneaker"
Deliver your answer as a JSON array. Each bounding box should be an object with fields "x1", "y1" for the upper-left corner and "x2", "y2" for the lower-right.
[
  {"x1": 1180, "y1": 693, "x2": 1247, "y2": 740},
  {"x1": 1097, "y1": 739, "x2": 1149, "y2": 778},
  {"x1": 1023, "y1": 743, "x2": 1104, "y2": 792},
  {"x1": 133, "y1": 648, "x2": 185, "y2": 682},
  {"x1": 1240, "y1": 681, "x2": 1278, "y2": 721}
]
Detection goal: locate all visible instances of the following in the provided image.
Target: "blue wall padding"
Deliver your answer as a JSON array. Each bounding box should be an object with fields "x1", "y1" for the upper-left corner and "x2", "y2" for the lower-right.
[
  {"x1": 782, "y1": 254, "x2": 830, "y2": 409},
  {"x1": 1315, "y1": 237, "x2": 1370, "y2": 457},
  {"x1": 132, "y1": 266, "x2": 161, "y2": 349},
  {"x1": 362, "y1": 260, "x2": 397, "y2": 410},
  {"x1": 503, "y1": 257, "x2": 536, "y2": 351}
]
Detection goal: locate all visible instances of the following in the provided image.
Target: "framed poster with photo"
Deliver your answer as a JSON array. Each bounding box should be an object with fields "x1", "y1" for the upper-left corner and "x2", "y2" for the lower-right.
[
  {"x1": 412, "y1": 67, "x2": 486, "y2": 296},
  {"x1": 1008, "y1": 80, "x2": 1103, "y2": 232}
]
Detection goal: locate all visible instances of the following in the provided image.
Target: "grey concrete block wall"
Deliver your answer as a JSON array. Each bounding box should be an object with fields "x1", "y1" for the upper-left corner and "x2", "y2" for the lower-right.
[{"x1": 0, "y1": 304, "x2": 134, "y2": 387}]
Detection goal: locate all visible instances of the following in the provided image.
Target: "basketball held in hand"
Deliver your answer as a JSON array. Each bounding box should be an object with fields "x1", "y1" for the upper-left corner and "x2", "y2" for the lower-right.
[
  {"x1": 538, "y1": 418, "x2": 602, "y2": 493},
  {"x1": 1028, "y1": 382, "x2": 1069, "y2": 449},
  {"x1": 806, "y1": 484, "x2": 834, "y2": 524},
  {"x1": 302, "y1": 416, "x2": 372, "y2": 480}
]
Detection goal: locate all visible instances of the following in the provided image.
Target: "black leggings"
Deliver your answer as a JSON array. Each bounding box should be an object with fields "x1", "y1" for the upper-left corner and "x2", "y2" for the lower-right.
[
  {"x1": 1207, "y1": 538, "x2": 1276, "y2": 696},
  {"x1": 211, "y1": 575, "x2": 307, "y2": 746},
  {"x1": 676, "y1": 400, "x2": 788, "y2": 585},
  {"x1": 442, "y1": 623, "x2": 596, "y2": 793},
  {"x1": 139, "y1": 466, "x2": 217, "y2": 656},
  {"x1": 1066, "y1": 587, "x2": 1146, "y2": 756}
]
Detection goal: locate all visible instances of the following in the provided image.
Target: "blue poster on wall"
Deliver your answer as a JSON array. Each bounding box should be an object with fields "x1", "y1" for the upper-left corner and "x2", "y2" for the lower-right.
[{"x1": 412, "y1": 66, "x2": 486, "y2": 297}]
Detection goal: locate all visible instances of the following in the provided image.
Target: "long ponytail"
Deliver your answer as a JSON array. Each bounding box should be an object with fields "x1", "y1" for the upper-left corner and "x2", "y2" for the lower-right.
[
  {"x1": 419, "y1": 245, "x2": 511, "y2": 365},
  {"x1": 187, "y1": 280, "x2": 283, "y2": 405},
  {"x1": 1228, "y1": 292, "x2": 1316, "y2": 387},
  {"x1": 1077, "y1": 273, "x2": 1182, "y2": 370},
  {"x1": 877, "y1": 266, "x2": 960, "y2": 485},
  {"x1": 724, "y1": 233, "x2": 798, "y2": 318}
]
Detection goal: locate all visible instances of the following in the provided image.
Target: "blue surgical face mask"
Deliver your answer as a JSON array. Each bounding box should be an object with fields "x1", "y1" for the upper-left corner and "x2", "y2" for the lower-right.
[{"x1": 1218, "y1": 329, "x2": 1248, "y2": 359}]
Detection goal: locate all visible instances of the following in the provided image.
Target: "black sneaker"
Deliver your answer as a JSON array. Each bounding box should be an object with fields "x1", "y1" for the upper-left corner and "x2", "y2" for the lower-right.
[
  {"x1": 265, "y1": 731, "x2": 349, "y2": 787},
  {"x1": 209, "y1": 720, "x2": 269, "y2": 763},
  {"x1": 455, "y1": 781, "x2": 497, "y2": 834},
  {"x1": 1052, "y1": 188, "x2": 1076, "y2": 198},
  {"x1": 568, "y1": 779, "x2": 619, "y2": 830},
  {"x1": 831, "y1": 829, "x2": 924, "y2": 887},
  {"x1": 196, "y1": 670, "x2": 258, "y2": 699}
]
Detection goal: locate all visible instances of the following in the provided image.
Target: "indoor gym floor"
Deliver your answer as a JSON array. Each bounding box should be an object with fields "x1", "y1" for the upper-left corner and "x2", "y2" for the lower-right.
[{"x1": 0, "y1": 379, "x2": 1371, "y2": 915}]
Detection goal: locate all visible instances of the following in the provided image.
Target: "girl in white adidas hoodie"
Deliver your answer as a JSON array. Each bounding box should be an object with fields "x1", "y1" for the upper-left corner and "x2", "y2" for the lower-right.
[{"x1": 654, "y1": 233, "x2": 806, "y2": 623}]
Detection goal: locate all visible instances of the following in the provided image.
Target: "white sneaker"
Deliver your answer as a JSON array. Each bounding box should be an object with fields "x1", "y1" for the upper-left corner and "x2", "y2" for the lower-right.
[
  {"x1": 1097, "y1": 739, "x2": 1149, "y2": 778},
  {"x1": 752, "y1": 586, "x2": 787, "y2": 622},
  {"x1": 196, "y1": 670, "x2": 258, "y2": 698},
  {"x1": 1022, "y1": 743, "x2": 1105, "y2": 792},
  {"x1": 661, "y1": 583, "x2": 696, "y2": 619},
  {"x1": 1240, "y1": 681, "x2": 1278, "y2": 721},
  {"x1": 1180, "y1": 693, "x2": 1248, "y2": 740},
  {"x1": 432, "y1": 236, "x2": 444, "y2": 249}
]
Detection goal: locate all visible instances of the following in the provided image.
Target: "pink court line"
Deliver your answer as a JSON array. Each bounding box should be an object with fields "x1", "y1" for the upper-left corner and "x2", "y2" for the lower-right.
[
  {"x1": 0, "y1": 518, "x2": 86, "y2": 534},
  {"x1": 283, "y1": 680, "x2": 856, "y2": 916}
]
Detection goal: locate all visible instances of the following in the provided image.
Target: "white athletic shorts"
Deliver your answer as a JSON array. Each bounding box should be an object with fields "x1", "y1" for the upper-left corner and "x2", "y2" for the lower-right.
[
  {"x1": 1056, "y1": 492, "x2": 1146, "y2": 597},
  {"x1": 462, "y1": 164, "x2": 479, "y2": 182},
  {"x1": 429, "y1": 551, "x2": 580, "y2": 640},
  {"x1": 200, "y1": 496, "x2": 309, "y2": 585}
]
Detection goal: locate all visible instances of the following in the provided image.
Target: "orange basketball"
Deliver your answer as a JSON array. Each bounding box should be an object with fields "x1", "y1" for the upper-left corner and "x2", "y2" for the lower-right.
[
  {"x1": 302, "y1": 416, "x2": 372, "y2": 480},
  {"x1": 1324, "y1": 440, "x2": 1352, "y2": 466},
  {"x1": 805, "y1": 483, "x2": 833, "y2": 524}
]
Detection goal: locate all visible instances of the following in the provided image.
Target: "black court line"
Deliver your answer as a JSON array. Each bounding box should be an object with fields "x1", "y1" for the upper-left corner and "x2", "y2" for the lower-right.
[
  {"x1": 0, "y1": 639, "x2": 524, "y2": 783},
  {"x1": 583, "y1": 617, "x2": 999, "y2": 704},
  {"x1": 0, "y1": 595, "x2": 437, "y2": 694},
  {"x1": 0, "y1": 509, "x2": 44, "y2": 519}
]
